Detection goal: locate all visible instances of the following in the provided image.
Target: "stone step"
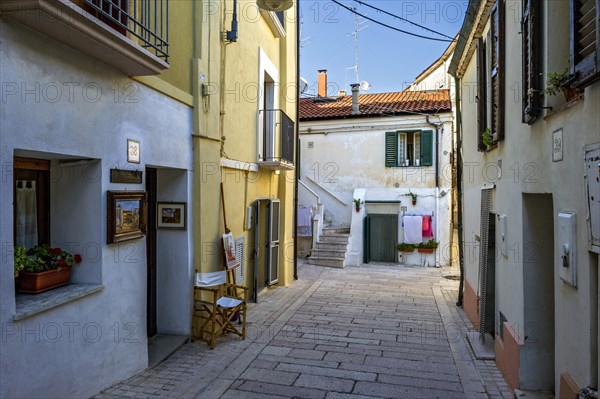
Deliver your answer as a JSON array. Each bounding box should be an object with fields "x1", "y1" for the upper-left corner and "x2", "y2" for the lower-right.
[
  {"x1": 322, "y1": 226, "x2": 351, "y2": 235},
  {"x1": 308, "y1": 256, "x2": 345, "y2": 268},
  {"x1": 315, "y1": 241, "x2": 349, "y2": 250},
  {"x1": 318, "y1": 234, "x2": 351, "y2": 243},
  {"x1": 310, "y1": 249, "x2": 347, "y2": 258}
]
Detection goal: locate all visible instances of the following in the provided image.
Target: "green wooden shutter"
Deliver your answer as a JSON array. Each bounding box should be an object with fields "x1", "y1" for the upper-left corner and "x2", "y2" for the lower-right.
[
  {"x1": 385, "y1": 132, "x2": 398, "y2": 167},
  {"x1": 420, "y1": 130, "x2": 433, "y2": 166}
]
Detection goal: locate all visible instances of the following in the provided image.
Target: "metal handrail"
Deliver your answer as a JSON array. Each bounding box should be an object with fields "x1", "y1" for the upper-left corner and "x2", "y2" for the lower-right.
[{"x1": 84, "y1": 0, "x2": 169, "y2": 61}]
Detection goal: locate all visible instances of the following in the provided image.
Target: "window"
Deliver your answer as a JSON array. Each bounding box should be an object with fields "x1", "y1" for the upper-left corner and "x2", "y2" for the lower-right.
[
  {"x1": 570, "y1": 0, "x2": 599, "y2": 86},
  {"x1": 476, "y1": 1, "x2": 505, "y2": 150},
  {"x1": 385, "y1": 130, "x2": 433, "y2": 167},
  {"x1": 522, "y1": 0, "x2": 542, "y2": 124},
  {"x1": 13, "y1": 157, "x2": 50, "y2": 248}
]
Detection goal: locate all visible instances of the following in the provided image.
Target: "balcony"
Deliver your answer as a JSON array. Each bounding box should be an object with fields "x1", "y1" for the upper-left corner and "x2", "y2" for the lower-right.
[
  {"x1": 0, "y1": 0, "x2": 169, "y2": 76},
  {"x1": 258, "y1": 109, "x2": 295, "y2": 170}
]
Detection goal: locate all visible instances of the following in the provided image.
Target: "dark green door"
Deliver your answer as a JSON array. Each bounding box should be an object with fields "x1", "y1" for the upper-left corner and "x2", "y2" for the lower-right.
[{"x1": 364, "y1": 214, "x2": 398, "y2": 263}]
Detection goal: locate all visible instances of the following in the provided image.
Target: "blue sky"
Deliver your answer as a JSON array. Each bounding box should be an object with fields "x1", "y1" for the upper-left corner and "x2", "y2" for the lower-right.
[{"x1": 299, "y1": 0, "x2": 467, "y2": 95}]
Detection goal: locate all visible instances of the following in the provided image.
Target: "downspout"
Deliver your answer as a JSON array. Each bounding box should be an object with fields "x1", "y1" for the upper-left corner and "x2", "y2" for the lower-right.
[
  {"x1": 426, "y1": 115, "x2": 441, "y2": 267},
  {"x1": 293, "y1": 0, "x2": 300, "y2": 280},
  {"x1": 454, "y1": 76, "x2": 465, "y2": 307}
]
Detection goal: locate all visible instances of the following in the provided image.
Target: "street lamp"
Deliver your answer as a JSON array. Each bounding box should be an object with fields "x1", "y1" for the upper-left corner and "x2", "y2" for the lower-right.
[{"x1": 256, "y1": 0, "x2": 293, "y2": 11}]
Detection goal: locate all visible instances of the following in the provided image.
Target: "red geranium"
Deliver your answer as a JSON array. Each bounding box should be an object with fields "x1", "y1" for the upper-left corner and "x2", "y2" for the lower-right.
[
  {"x1": 58, "y1": 259, "x2": 67, "y2": 267},
  {"x1": 52, "y1": 247, "x2": 62, "y2": 256},
  {"x1": 74, "y1": 254, "x2": 82, "y2": 264}
]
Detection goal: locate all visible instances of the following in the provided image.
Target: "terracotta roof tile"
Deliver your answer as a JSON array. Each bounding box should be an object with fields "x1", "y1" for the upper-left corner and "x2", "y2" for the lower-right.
[{"x1": 299, "y1": 89, "x2": 451, "y2": 120}]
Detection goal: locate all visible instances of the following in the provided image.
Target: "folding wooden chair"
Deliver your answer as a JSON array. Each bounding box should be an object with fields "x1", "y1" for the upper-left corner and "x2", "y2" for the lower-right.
[{"x1": 192, "y1": 271, "x2": 247, "y2": 349}]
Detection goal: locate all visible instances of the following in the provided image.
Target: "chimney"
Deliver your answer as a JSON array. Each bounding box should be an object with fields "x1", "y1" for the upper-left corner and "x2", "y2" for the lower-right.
[
  {"x1": 351, "y1": 83, "x2": 360, "y2": 114},
  {"x1": 318, "y1": 69, "x2": 327, "y2": 97}
]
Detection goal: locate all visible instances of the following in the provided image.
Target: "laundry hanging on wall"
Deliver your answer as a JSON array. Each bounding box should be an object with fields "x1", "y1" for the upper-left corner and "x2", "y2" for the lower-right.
[{"x1": 403, "y1": 215, "x2": 423, "y2": 244}]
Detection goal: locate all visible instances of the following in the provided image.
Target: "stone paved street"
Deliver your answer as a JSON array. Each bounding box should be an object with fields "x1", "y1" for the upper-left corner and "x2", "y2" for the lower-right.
[{"x1": 97, "y1": 262, "x2": 513, "y2": 399}]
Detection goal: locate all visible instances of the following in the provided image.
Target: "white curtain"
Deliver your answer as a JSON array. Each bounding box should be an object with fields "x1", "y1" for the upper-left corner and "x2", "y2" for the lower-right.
[{"x1": 16, "y1": 180, "x2": 38, "y2": 248}]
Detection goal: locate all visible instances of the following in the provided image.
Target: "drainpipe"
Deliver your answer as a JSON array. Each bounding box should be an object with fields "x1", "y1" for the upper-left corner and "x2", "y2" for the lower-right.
[
  {"x1": 226, "y1": 0, "x2": 238, "y2": 42},
  {"x1": 293, "y1": 0, "x2": 300, "y2": 280},
  {"x1": 426, "y1": 115, "x2": 441, "y2": 267},
  {"x1": 454, "y1": 77, "x2": 465, "y2": 307},
  {"x1": 351, "y1": 83, "x2": 360, "y2": 114}
]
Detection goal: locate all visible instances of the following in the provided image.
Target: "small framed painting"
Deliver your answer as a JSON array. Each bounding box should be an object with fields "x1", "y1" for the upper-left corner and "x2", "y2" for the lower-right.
[
  {"x1": 223, "y1": 232, "x2": 238, "y2": 269},
  {"x1": 107, "y1": 191, "x2": 147, "y2": 244},
  {"x1": 157, "y1": 202, "x2": 187, "y2": 230}
]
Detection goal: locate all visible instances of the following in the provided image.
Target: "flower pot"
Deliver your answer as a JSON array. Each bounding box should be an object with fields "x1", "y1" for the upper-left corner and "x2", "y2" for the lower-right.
[
  {"x1": 417, "y1": 248, "x2": 435, "y2": 254},
  {"x1": 18, "y1": 267, "x2": 72, "y2": 294},
  {"x1": 355, "y1": 206, "x2": 360, "y2": 212},
  {"x1": 561, "y1": 87, "x2": 581, "y2": 102},
  {"x1": 412, "y1": 200, "x2": 417, "y2": 206}
]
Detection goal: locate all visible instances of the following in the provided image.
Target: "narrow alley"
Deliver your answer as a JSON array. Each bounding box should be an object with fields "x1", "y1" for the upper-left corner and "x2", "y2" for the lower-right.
[{"x1": 98, "y1": 262, "x2": 512, "y2": 399}]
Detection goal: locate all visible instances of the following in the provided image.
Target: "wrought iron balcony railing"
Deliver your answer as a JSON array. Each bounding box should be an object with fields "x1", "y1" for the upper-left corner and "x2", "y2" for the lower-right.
[
  {"x1": 258, "y1": 109, "x2": 295, "y2": 169},
  {"x1": 84, "y1": 0, "x2": 169, "y2": 61}
]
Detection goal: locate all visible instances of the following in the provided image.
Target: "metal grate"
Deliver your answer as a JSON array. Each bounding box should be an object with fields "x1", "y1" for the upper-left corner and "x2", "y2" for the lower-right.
[
  {"x1": 478, "y1": 188, "x2": 492, "y2": 344},
  {"x1": 84, "y1": 0, "x2": 169, "y2": 61}
]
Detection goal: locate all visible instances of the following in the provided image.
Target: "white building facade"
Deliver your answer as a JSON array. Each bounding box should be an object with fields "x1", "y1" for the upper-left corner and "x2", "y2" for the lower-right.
[
  {"x1": 450, "y1": 0, "x2": 600, "y2": 395},
  {"x1": 299, "y1": 82, "x2": 454, "y2": 267},
  {"x1": 0, "y1": 3, "x2": 193, "y2": 397}
]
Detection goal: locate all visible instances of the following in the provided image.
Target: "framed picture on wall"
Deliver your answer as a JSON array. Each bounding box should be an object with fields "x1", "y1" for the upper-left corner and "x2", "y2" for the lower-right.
[
  {"x1": 157, "y1": 202, "x2": 187, "y2": 230},
  {"x1": 107, "y1": 191, "x2": 147, "y2": 244}
]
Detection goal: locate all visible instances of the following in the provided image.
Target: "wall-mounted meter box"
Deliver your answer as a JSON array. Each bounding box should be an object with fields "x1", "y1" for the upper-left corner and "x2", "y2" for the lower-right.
[{"x1": 557, "y1": 212, "x2": 577, "y2": 287}]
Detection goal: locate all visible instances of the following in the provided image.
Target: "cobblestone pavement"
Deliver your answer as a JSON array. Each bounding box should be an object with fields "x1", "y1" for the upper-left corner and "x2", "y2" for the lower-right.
[{"x1": 97, "y1": 261, "x2": 513, "y2": 399}]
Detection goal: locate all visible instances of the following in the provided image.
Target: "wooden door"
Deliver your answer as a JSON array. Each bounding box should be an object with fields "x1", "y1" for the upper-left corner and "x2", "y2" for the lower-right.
[{"x1": 364, "y1": 214, "x2": 398, "y2": 263}]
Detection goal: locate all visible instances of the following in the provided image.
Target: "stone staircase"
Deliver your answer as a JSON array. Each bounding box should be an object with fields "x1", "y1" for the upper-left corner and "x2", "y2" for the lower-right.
[{"x1": 308, "y1": 226, "x2": 350, "y2": 268}]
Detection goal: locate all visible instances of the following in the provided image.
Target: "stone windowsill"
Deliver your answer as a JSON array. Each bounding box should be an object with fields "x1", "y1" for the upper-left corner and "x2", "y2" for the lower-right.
[
  {"x1": 543, "y1": 93, "x2": 584, "y2": 121},
  {"x1": 14, "y1": 283, "x2": 104, "y2": 321}
]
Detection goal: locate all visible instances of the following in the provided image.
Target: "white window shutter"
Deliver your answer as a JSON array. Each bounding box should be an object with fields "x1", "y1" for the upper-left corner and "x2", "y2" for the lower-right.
[{"x1": 234, "y1": 236, "x2": 245, "y2": 283}]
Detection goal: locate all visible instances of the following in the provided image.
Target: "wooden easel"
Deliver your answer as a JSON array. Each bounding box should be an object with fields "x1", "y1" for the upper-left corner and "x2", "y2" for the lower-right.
[{"x1": 221, "y1": 182, "x2": 238, "y2": 286}]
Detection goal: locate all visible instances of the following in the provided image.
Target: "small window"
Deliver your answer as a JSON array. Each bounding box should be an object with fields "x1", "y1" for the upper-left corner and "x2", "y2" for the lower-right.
[
  {"x1": 570, "y1": 0, "x2": 599, "y2": 86},
  {"x1": 522, "y1": 0, "x2": 542, "y2": 124},
  {"x1": 385, "y1": 130, "x2": 433, "y2": 167},
  {"x1": 13, "y1": 157, "x2": 50, "y2": 248},
  {"x1": 476, "y1": 0, "x2": 505, "y2": 150}
]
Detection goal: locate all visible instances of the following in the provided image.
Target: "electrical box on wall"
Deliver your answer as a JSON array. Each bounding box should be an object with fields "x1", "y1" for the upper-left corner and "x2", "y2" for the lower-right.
[
  {"x1": 557, "y1": 212, "x2": 577, "y2": 287},
  {"x1": 246, "y1": 206, "x2": 254, "y2": 230}
]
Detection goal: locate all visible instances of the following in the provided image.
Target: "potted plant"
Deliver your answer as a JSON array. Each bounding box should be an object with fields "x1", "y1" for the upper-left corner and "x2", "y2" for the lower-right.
[
  {"x1": 14, "y1": 245, "x2": 30, "y2": 278},
  {"x1": 353, "y1": 198, "x2": 363, "y2": 212},
  {"x1": 481, "y1": 127, "x2": 494, "y2": 148},
  {"x1": 404, "y1": 191, "x2": 418, "y2": 206},
  {"x1": 15, "y1": 244, "x2": 82, "y2": 294},
  {"x1": 397, "y1": 243, "x2": 416, "y2": 253},
  {"x1": 417, "y1": 239, "x2": 439, "y2": 254},
  {"x1": 543, "y1": 67, "x2": 581, "y2": 102}
]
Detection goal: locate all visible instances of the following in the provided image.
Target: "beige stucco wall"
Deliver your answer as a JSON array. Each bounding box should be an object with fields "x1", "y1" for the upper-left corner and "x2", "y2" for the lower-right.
[
  {"x1": 457, "y1": 0, "x2": 600, "y2": 390},
  {"x1": 194, "y1": 0, "x2": 297, "y2": 289}
]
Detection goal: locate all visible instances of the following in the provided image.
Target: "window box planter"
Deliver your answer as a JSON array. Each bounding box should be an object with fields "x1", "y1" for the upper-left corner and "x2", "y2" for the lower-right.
[
  {"x1": 417, "y1": 248, "x2": 435, "y2": 254},
  {"x1": 17, "y1": 267, "x2": 72, "y2": 294},
  {"x1": 397, "y1": 243, "x2": 416, "y2": 253}
]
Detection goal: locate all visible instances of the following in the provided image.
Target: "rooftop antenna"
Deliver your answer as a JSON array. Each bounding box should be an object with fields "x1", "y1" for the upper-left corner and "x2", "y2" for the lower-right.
[{"x1": 345, "y1": 9, "x2": 368, "y2": 88}]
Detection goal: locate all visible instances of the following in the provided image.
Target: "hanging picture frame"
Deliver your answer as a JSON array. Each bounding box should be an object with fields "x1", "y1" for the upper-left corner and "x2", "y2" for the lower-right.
[
  {"x1": 107, "y1": 191, "x2": 147, "y2": 244},
  {"x1": 157, "y1": 202, "x2": 187, "y2": 230},
  {"x1": 223, "y1": 232, "x2": 238, "y2": 269}
]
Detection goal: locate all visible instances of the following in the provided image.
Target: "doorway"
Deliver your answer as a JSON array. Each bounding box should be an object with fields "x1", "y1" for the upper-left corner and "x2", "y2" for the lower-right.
[
  {"x1": 481, "y1": 213, "x2": 496, "y2": 339},
  {"x1": 146, "y1": 167, "x2": 157, "y2": 338},
  {"x1": 364, "y1": 214, "x2": 398, "y2": 263},
  {"x1": 522, "y1": 194, "x2": 555, "y2": 390},
  {"x1": 253, "y1": 199, "x2": 280, "y2": 302}
]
